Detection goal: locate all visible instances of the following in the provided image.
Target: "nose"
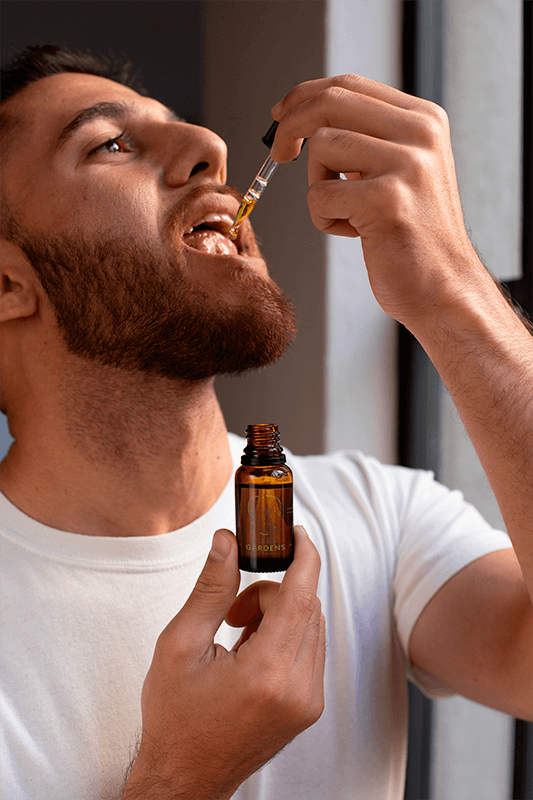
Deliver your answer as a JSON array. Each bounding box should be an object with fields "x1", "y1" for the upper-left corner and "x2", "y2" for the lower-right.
[{"x1": 161, "y1": 122, "x2": 228, "y2": 187}]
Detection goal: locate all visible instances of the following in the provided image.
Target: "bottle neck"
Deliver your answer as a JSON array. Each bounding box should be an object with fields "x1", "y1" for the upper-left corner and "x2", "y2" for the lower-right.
[{"x1": 241, "y1": 423, "x2": 286, "y2": 466}]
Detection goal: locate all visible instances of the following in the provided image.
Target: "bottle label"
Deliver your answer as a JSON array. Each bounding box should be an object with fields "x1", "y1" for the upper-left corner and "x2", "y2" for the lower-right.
[{"x1": 236, "y1": 485, "x2": 293, "y2": 559}]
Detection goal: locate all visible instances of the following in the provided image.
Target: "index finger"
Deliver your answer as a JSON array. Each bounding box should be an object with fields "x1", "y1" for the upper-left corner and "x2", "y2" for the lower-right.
[
  {"x1": 250, "y1": 525, "x2": 322, "y2": 655},
  {"x1": 272, "y1": 74, "x2": 421, "y2": 121},
  {"x1": 270, "y1": 75, "x2": 424, "y2": 162}
]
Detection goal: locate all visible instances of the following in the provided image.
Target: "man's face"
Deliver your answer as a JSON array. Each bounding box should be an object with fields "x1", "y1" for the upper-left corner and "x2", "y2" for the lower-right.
[{"x1": 2, "y1": 72, "x2": 296, "y2": 379}]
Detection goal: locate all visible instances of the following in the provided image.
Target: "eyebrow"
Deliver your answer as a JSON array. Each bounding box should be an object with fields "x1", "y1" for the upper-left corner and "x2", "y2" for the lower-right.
[{"x1": 55, "y1": 100, "x2": 181, "y2": 150}]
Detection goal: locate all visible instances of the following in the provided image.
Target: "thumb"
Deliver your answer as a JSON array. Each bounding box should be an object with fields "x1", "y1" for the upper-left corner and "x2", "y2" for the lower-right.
[{"x1": 167, "y1": 529, "x2": 241, "y2": 652}]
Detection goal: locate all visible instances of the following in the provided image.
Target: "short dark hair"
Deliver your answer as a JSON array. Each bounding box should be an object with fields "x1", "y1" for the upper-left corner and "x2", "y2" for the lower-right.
[{"x1": 1, "y1": 44, "x2": 146, "y2": 103}]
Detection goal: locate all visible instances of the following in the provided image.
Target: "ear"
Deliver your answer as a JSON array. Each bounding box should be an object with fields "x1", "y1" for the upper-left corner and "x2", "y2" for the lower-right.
[{"x1": 0, "y1": 239, "x2": 40, "y2": 322}]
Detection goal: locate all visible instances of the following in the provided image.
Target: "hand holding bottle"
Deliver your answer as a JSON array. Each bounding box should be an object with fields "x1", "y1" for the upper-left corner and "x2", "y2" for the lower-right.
[{"x1": 122, "y1": 526, "x2": 325, "y2": 800}]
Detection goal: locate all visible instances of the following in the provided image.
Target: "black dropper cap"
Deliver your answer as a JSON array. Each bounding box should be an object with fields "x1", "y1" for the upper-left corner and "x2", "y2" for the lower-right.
[
  {"x1": 262, "y1": 120, "x2": 279, "y2": 149},
  {"x1": 261, "y1": 120, "x2": 307, "y2": 160}
]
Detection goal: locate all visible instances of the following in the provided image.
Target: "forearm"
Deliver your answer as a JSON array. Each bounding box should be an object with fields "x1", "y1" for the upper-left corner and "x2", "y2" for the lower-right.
[
  {"x1": 121, "y1": 761, "x2": 233, "y2": 800},
  {"x1": 407, "y1": 256, "x2": 533, "y2": 593}
]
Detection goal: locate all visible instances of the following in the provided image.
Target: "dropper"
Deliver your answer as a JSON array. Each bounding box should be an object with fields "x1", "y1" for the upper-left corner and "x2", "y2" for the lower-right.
[{"x1": 229, "y1": 121, "x2": 306, "y2": 238}]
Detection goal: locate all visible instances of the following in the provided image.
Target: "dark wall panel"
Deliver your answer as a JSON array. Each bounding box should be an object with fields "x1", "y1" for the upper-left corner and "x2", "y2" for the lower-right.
[{"x1": 1, "y1": 0, "x2": 203, "y2": 124}]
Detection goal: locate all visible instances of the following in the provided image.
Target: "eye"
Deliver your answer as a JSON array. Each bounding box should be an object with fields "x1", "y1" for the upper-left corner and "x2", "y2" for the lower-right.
[{"x1": 90, "y1": 131, "x2": 134, "y2": 156}]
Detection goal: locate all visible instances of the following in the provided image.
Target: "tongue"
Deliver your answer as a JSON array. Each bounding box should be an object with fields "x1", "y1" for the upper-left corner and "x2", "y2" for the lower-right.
[{"x1": 184, "y1": 229, "x2": 238, "y2": 256}]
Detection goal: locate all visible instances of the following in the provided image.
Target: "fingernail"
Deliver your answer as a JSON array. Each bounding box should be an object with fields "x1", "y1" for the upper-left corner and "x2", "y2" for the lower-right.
[
  {"x1": 271, "y1": 101, "x2": 283, "y2": 116},
  {"x1": 294, "y1": 525, "x2": 308, "y2": 537},
  {"x1": 210, "y1": 530, "x2": 232, "y2": 561}
]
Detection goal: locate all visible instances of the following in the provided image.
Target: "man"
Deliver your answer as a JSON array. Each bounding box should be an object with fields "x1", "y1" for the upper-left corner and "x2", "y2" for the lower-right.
[{"x1": 0, "y1": 45, "x2": 531, "y2": 800}]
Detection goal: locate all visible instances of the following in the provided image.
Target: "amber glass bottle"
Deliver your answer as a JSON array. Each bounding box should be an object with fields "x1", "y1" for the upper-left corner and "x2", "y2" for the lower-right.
[{"x1": 235, "y1": 423, "x2": 294, "y2": 572}]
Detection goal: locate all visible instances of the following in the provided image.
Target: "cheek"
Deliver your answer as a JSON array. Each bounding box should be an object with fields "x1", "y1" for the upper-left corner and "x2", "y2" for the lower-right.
[
  {"x1": 13, "y1": 162, "x2": 166, "y2": 252},
  {"x1": 76, "y1": 167, "x2": 162, "y2": 232},
  {"x1": 91, "y1": 182, "x2": 156, "y2": 229}
]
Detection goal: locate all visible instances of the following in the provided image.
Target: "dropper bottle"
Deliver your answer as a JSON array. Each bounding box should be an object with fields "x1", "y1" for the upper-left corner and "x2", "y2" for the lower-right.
[{"x1": 235, "y1": 423, "x2": 294, "y2": 572}]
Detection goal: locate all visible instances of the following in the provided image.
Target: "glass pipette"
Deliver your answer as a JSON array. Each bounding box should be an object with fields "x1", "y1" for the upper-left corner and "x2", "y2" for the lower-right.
[
  {"x1": 229, "y1": 121, "x2": 306, "y2": 239},
  {"x1": 229, "y1": 154, "x2": 278, "y2": 238},
  {"x1": 229, "y1": 120, "x2": 280, "y2": 239}
]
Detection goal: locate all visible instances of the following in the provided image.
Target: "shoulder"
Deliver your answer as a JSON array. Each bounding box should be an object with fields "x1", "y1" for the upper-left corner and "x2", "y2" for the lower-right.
[{"x1": 289, "y1": 447, "x2": 433, "y2": 518}]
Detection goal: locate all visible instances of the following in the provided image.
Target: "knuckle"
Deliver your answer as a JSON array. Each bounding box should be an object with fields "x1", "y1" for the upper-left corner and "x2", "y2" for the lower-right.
[
  {"x1": 193, "y1": 572, "x2": 227, "y2": 599},
  {"x1": 428, "y1": 100, "x2": 449, "y2": 125},
  {"x1": 367, "y1": 175, "x2": 413, "y2": 234},
  {"x1": 307, "y1": 180, "x2": 338, "y2": 209},
  {"x1": 414, "y1": 102, "x2": 449, "y2": 146},
  {"x1": 260, "y1": 679, "x2": 312, "y2": 726},
  {"x1": 284, "y1": 79, "x2": 317, "y2": 108},
  {"x1": 285, "y1": 677, "x2": 325, "y2": 728},
  {"x1": 311, "y1": 126, "x2": 353, "y2": 155},
  {"x1": 332, "y1": 73, "x2": 364, "y2": 89},
  {"x1": 293, "y1": 588, "x2": 320, "y2": 619},
  {"x1": 308, "y1": 692, "x2": 326, "y2": 725},
  {"x1": 153, "y1": 626, "x2": 185, "y2": 662},
  {"x1": 241, "y1": 660, "x2": 322, "y2": 730},
  {"x1": 403, "y1": 146, "x2": 431, "y2": 181},
  {"x1": 310, "y1": 600, "x2": 324, "y2": 630},
  {"x1": 320, "y1": 609, "x2": 327, "y2": 633},
  {"x1": 284, "y1": 692, "x2": 312, "y2": 724},
  {"x1": 242, "y1": 669, "x2": 284, "y2": 709},
  {"x1": 421, "y1": 117, "x2": 444, "y2": 146},
  {"x1": 155, "y1": 623, "x2": 177, "y2": 652},
  {"x1": 321, "y1": 84, "x2": 348, "y2": 104}
]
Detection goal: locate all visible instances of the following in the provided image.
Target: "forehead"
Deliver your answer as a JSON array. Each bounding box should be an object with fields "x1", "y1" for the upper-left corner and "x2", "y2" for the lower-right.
[{"x1": 3, "y1": 72, "x2": 171, "y2": 154}]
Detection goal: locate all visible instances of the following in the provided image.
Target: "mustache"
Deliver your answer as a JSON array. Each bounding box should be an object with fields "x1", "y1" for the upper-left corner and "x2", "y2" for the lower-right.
[{"x1": 161, "y1": 183, "x2": 243, "y2": 238}]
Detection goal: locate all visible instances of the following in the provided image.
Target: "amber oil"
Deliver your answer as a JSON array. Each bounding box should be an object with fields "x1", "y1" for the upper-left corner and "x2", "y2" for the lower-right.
[
  {"x1": 229, "y1": 196, "x2": 257, "y2": 239},
  {"x1": 235, "y1": 424, "x2": 294, "y2": 572}
]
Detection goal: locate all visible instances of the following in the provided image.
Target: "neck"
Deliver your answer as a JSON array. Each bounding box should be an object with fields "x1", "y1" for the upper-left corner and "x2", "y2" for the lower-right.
[{"x1": 0, "y1": 359, "x2": 232, "y2": 537}]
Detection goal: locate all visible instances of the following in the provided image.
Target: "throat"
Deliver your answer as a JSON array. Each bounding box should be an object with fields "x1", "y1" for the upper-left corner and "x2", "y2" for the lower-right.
[
  {"x1": 42, "y1": 367, "x2": 232, "y2": 535},
  {"x1": 56, "y1": 362, "x2": 221, "y2": 471}
]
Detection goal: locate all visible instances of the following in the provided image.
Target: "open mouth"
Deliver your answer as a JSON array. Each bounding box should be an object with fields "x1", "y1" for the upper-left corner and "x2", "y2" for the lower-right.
[{"x1": 183, "y1": 212, "x2": 239, "y2": 256}]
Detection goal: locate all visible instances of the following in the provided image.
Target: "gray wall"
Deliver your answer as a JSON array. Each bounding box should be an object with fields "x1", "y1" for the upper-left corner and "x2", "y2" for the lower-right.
[
  {"x1": 1, "y1": 0, "x2": 203, "y2": 122},
  {"x1": 205, "y1": 0, "x2": 400, "y2": 462},
  {"x1": 203, "y1": 0, "x2": 328, "y2": 455}
]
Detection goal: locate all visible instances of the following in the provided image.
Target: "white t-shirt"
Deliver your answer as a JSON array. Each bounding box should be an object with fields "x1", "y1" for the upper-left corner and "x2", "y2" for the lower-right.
[{"x1": 0, "y1": 434, "x2": 511, "y2": 800}]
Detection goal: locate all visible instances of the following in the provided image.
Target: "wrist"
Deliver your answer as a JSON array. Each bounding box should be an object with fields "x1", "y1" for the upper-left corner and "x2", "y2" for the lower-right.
[
  {"x1": 402, "y1": 253, "x2": 521, "y2": 349},
  {"x1": 404, "y1": 269, "x2": 533, "y2": 405},
  {"x1": 121, "y1": 751, "x2": 236, "y2": 800}
]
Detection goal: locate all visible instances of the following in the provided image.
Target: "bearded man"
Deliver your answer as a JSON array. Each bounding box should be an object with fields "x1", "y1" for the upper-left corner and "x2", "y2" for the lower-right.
[{"x1": 0, "y1": 46, "x2": 532, "y2": 800}]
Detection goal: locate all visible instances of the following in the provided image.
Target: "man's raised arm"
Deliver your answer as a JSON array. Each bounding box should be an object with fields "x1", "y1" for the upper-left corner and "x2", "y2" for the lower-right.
[{"x1": 269, "y1": 75, "x2": 533, "y2": 719}]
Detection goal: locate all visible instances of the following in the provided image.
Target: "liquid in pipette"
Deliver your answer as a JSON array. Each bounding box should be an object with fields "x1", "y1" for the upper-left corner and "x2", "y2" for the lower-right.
[
  {"x1": 229, "y1": 155, "x2": 278, "y2": 238},
  {"x1": 229, "y1": 197, "x2": 257, "y2": 238}
]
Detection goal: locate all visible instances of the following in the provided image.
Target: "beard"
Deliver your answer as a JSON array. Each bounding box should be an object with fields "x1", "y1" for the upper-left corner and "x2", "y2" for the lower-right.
[{"x1": 9, "y1": 194, "x2": 297, "y2": 381}]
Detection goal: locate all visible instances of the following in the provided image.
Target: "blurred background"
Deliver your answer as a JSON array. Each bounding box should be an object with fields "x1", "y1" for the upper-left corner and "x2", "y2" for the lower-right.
[{"x1": 1, "y1": 1, "x2": 531, "y2": 797}]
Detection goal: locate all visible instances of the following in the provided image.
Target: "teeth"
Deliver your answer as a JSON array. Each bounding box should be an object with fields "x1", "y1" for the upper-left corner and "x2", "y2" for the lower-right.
[{"x1": 184, "y1": 212, "x2": 235, "y2": 236}]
